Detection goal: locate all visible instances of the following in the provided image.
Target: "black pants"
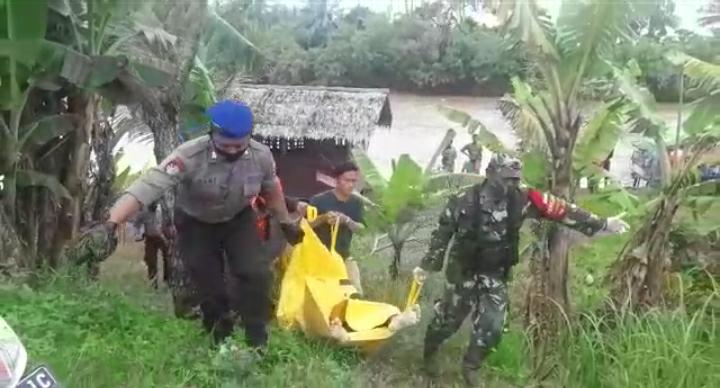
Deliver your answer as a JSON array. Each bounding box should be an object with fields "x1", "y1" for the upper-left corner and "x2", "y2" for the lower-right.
[
  {"x1": 175, "y1": 208, "x2": 271, "y2": 347},
  {"x1": 143, "y1": 235, "x2": 170, "y2": 288}
]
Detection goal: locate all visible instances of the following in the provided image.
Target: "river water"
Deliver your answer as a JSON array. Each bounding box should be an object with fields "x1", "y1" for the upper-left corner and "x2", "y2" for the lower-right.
[
  {"x1": 368, "y1": 92, "x2": 683, "y2": 186},
  {"x1": 119, "y1": 92, "x2": 681, "y2": 187}
]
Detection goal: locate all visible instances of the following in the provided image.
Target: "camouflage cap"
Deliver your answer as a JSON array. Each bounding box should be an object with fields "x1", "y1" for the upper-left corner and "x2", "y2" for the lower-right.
[{"x1": 487, "y1": 153, "x2": 523, "y2": 179}]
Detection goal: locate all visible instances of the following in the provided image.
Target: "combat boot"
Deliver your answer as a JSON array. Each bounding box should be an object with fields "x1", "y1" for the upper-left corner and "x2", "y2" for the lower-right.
[
  {"x1": 461, "y1": 364, "x2": 481, "y2": 387},
  {"x1": 422, "y1": 344, "x2": 440, "y2": 379}
]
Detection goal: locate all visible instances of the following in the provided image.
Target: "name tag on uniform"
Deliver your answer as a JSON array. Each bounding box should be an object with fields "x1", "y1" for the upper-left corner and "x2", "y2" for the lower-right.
[
  {"x1": 245, "y1": 175, "x2": 263, "y2": 185},
  {"x1": 196, "y1": 176, "x2": 218, "y2": 185}
]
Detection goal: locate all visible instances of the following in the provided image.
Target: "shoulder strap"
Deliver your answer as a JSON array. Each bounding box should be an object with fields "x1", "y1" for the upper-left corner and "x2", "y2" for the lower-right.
[{"x1": 330, "y1": 219, "x2": 340, "y2": 254}]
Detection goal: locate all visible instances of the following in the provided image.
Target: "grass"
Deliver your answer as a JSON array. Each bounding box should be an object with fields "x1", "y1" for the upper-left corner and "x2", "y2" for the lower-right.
[
  {"x1": 557, "y1": 306, "x2": 720, "y2": 388},
  {"x1": 0, "y1": 274, "x2": 360, "y2": 388},
  {"x1": 2, "y1": 196, "x2": 719, "y2": 387}
]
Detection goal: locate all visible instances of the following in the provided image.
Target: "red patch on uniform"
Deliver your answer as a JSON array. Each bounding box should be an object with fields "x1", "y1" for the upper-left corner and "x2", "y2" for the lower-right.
[
  {"x1": 163, "y1": 157, "x2": 185, "y2": 175},
  {"x1": 527, "y1": 189, "x2": 567, "y2": 220},
  {"x1": 252, "y1": 195, "x2": 267, "y2": 211}
]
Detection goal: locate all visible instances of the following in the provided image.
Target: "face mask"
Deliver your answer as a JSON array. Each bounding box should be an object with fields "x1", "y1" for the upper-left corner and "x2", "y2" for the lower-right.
[
  {"x1": 214, "y1": 146, "x2": 245, "y2": 162},
  {"x1": 211, "y1": 136, "x2": 246, "y2": 162}
]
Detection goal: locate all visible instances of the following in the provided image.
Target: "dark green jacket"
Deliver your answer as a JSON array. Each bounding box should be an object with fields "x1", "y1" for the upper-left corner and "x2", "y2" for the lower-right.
[{"x1": 421, "y1": 182, "x2": 606, "y2": 282}]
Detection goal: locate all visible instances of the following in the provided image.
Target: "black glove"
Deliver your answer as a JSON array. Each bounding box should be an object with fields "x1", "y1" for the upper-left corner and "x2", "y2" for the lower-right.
[
  {"x1": 67, "y1": 221, "x2": 118, "y2": 265},
  {"x1": 280, "y1": 221, "x2": 304, "y2": 245},
  {"x1": 95, "y1": 221, "x2": 119, "y2": 259}
]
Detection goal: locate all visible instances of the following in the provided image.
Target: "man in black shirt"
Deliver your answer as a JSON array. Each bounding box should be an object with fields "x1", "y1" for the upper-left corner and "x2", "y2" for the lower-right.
[{"x1": 310, "y1": 162, "x2": 365, "y2": 293}]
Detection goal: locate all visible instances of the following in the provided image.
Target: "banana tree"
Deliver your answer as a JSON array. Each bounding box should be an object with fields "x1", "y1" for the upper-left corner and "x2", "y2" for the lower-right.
[
  {"x1": 0, "y1": 0, "x2": 82, "y2": 266},
  {"x1": 473, "y1": 0, "x2": 647, "y2": 334},
  {"x1": 353, "y1": 149, "x2": 483, "y2": 279},
  {"x1": 0, "y1": 0, "x2": 65, "y2": 220},
  {"x1": 607, "y1": 52, "x2": 720, "y2": 310},
  {"x1": 0, "y1": 0, "x2": 190, "y2": 268}
]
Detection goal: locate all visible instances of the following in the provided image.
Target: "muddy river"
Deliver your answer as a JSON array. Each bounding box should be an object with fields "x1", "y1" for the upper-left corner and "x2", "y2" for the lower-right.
[
  {"x1": 368, "y1": 92, "x2": 683, "y2": 186},
  {"x1": 119, "y1": 92, "x2": 682, "y2": 187}
]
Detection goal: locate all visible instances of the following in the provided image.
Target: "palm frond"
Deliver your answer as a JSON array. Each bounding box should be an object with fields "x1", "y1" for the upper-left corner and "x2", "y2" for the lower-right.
[
  {"x1": 503, "y1": 0, "x2": 559, "y2": 62},
  {"x1": 557, "y1": 0, "x2": 637, "y2": 100},
  {"x1": 667, "y1": 52, "x2": 720, "y2": 96},
  {"x1": 207, "y1": 10, "x2": 261, "y2": 54},
  {"x1": 186, "y1": 56, "x2": 217, "y2": 108},
  {"x1": 109, "y1": 106, "x2": 153, "y2": 149},
  {"x1": 683, "y1": 94, "x2": 720, "y2": 136},
  {"x1": 504, "y1": 78, "x2": 557, "y2": 155},
  {"x1": 612, "y1": 65, "x2": 668, "y2": 138},
  {"x1": 438, "y1": 106, "x2": 513, "y2": 155},
  {"x1": 382, "y1": 155, "x2": 425, "y2": 223},
  {"x1": 15, "y1": 169, "x2": 72, "y2": 200},
  {"x1": 18, "y1": 114, "x2": 79, "y2": 152},
  {"x1": 497, "y1": 96, "x2": 547, "y2": 153},
  {"x1": 573, "y1": 100, "x2": 625, "y2": 176}
]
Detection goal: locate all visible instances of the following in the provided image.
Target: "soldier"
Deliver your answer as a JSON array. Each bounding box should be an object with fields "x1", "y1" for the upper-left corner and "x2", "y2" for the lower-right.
[
  {"x1": 413, "y1": 153, "x2": 629, "y2": 386},
  {"x1": 138, "y1": 201, "x2": 171, "y2": 289},
  {"x1": 461, "y1": 134, "x2": 483, "y2": 174},
  {"x1": 441, "y1": 139, "x2": 457, "y2": 173},
  {"x1": 79, "y1": 100, "x2": 304, "y2": 350}
]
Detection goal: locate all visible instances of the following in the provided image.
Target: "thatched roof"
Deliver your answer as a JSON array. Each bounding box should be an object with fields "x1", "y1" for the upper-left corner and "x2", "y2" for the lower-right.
[{"x1": 223, "y1": 84, "x2": 392, "y2": 145}]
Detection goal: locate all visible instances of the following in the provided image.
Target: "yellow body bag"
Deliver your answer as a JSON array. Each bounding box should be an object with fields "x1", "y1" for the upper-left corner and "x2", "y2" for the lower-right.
[{"x1": 274, "y1": 206, "x2": 422, "y2": 354}]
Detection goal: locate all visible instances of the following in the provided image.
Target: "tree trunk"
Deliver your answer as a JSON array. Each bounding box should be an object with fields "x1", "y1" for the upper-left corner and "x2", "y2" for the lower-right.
[
  {"x1": 524, "y1": 150, "x2": 574, "y2": 348},
  {"x1": 608, "y1": 197, "x2": 678, "y2": 310},
  {"x1": 45, "y1": 137, "x2": 75, "y2": 268},
  {"x1": 134, "y1": 0, "x2": 208, "y2": 318},
  {"x1": 68, "y1": 93, "x2": 98, "y2": 237},
  {"x1": 0, "y1": 205, "x2": 23, "y2": 276},
  {"x1": 84, "y1": 113, "x2": 116, "y2": 222},
  {"x1": 389, "y1": 243, "x2": 403, "y2": 280},
  {"x1": 47, "y1": 92, "x2": 98, "y2": 272}
]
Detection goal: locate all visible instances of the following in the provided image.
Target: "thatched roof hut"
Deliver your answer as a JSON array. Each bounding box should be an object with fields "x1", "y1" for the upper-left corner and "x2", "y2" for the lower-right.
[
  {"x1": 222, "y1": 84, "x2": 393, "y2": 198},
  {"x1": 223, "y1": 84, "x2": 392, "y2": 147}
]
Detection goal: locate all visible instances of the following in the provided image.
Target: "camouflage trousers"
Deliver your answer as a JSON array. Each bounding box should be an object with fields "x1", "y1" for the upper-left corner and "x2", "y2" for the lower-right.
[{"x1": 424, "y1": 273, "x2": 508, "y2": 370}]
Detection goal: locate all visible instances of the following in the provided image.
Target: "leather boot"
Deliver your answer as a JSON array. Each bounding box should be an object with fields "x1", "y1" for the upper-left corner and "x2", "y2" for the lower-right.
[{"x1": 422, "y1": 342, "x2": 440, "y2": 379}]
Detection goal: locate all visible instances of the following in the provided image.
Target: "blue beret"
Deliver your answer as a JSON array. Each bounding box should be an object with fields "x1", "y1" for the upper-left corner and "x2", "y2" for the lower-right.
[{"x1": 206, "y1": 100, "x2": 254, "y2": 138}]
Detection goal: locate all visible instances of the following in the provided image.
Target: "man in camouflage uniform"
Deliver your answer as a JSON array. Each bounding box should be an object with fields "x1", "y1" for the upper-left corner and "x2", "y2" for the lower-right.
[
  {"x1": 414, "y1": 153, "x2": 629, "y2": 386},
  {"x1": 74, "y1": 100, "x2": 304, "y2": 349},
  {"x1": 441, "y1": 139, "x2": 457, "y2": 173},
  {"x1": 461, "y1": 134, "x2": 483, "y2": 174}
]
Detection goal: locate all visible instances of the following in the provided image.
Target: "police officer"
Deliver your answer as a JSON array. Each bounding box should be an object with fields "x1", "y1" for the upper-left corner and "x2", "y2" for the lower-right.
[
  {"x1": 91, "y1": 100, "x2": 303, "y2": 349},
  {"x1": 413, "y1": 153, "x2": 628, "y2": 386}
]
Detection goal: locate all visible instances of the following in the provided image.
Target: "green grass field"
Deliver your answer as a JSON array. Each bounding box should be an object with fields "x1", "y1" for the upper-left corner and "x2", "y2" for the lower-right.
[{"x1": 2, "y1": 198, "x2": 719, "y2": 387}]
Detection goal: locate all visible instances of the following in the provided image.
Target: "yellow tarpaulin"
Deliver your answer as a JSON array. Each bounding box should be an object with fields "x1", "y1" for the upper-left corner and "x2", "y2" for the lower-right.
[{"x1": 274, "y1": 206, "x2": 422, "y2": 354}]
